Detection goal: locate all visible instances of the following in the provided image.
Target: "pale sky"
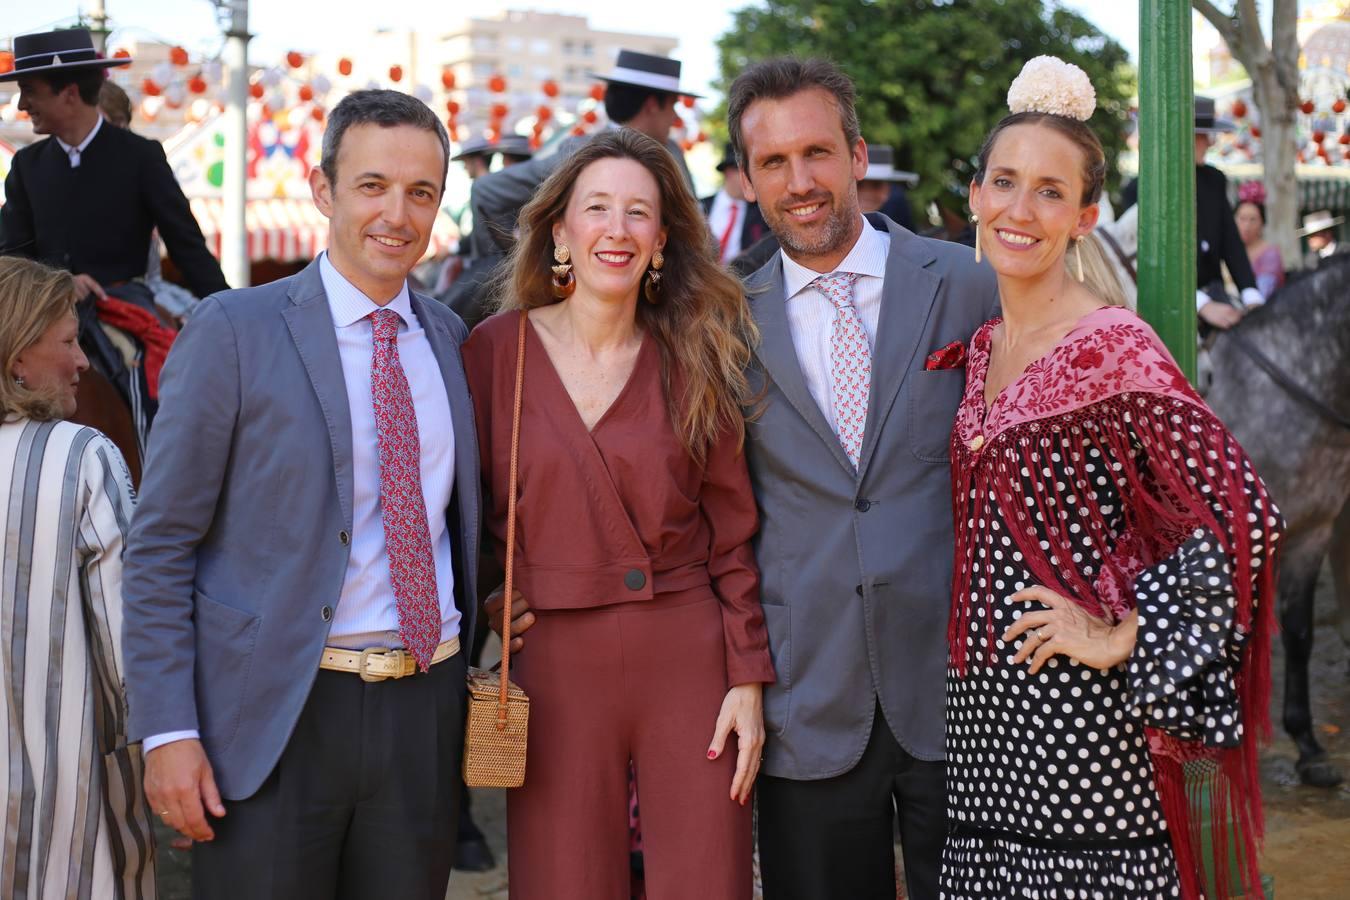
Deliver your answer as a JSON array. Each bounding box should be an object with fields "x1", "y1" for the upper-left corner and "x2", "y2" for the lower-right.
[{"x1": 14, "y1": 1, "x2": 1147, "y2": 101}]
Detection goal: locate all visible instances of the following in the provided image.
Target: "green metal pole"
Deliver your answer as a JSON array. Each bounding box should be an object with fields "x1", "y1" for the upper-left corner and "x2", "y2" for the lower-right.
[{"x1": 1137, "y1": 0, "x2": 1196, "y2": 381}]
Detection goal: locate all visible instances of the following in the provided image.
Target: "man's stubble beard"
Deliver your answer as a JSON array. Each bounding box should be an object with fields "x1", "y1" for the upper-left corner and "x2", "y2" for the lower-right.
[{"x1": 766, "y1": 183, "x2": 861, "y2": 261}]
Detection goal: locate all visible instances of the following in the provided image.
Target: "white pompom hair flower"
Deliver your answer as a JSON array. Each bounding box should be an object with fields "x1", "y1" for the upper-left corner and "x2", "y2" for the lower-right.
[{"x1": 1006, "y1": 56, "x2": 1096, "y2": 122}]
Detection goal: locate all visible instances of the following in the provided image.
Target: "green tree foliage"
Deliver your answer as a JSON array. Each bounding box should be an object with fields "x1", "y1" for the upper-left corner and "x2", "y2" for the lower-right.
[{"x1": 716, "y1": 0, "x2": 1135, "y2": 217}]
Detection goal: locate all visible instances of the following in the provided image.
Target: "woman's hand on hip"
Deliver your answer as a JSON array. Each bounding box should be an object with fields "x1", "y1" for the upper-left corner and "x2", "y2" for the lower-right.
[
  {"x1": 1002, "y1": 586, "x2": 1138, "y2": 674},
  {"x1": 708, "y1": 683, "x2": 765, "y2": 806}
]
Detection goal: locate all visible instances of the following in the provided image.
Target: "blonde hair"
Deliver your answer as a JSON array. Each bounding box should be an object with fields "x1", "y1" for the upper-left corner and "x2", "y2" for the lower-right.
[
  {"x1": 492, "y1": 129, "x2": 759, "y2": 463},
  {"x1": 1075, "y1": 233, "x2": 1130, "y2": 309},
  {"x1": 0, "y1": 258, "x2": 80, "y2": 421}
]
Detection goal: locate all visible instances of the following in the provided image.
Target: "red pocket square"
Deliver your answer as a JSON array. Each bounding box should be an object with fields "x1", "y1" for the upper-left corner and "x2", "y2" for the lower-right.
[{"x1": 925, "y1": 340, "x2": 967, "y2": 370}]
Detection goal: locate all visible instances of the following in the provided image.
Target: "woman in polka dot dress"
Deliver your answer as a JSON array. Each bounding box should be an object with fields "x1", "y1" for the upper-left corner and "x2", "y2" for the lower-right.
[{"x1": 941, "y1": 58, "x2": 1283, "y2": 900}]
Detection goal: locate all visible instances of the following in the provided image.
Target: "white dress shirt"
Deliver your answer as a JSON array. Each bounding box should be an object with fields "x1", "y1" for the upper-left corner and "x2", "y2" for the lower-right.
[
  {"x1": 780, "y1": 218, "x2": 890, "y2": 432},
  {"x1": 707, "y1": 189, "x2": 748, "y2": 262},
  {"x1": 55, "y1": 114, "x2": 103, "y2": 168},
  {"x1": 144, "y1": 254, "x2": 460, "y2": 753}
]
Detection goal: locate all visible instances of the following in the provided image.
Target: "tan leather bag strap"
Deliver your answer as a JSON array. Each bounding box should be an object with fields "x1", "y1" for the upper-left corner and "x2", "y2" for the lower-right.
[{"x1": 496, "y1": 310, "x2": 528, "y2": 726}]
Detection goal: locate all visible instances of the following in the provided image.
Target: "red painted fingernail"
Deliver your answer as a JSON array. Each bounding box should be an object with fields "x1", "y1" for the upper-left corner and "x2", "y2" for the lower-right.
[{"x1": 707, "y1": 749, "x2": 717, "y2": 759}]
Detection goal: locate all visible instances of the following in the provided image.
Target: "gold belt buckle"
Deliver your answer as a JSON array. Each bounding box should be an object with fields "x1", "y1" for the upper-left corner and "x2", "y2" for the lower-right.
[{"x1": 358, "y1": 647, "x2": 411, "y2": 682}]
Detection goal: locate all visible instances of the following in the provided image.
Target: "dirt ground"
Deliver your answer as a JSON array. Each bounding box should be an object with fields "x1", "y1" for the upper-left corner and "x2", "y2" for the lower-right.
[{"x1": 157, "y1": 565, "x2": 1350, "y2": 899}]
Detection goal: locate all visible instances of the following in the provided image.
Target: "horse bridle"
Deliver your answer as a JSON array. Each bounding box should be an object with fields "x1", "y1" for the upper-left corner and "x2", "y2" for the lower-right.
[{"x1": 1224, "y1": 330, "x2": 1350, "y2": 431}]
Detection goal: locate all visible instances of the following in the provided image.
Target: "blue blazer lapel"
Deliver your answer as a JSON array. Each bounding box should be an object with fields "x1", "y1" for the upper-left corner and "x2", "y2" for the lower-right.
[
  {"x1": 282, "y1": 261, "x2": 355, "y2": 527},
  {"x1": 410, "y1": 292, "x2": 480, "y2": 568},
  {"x1": 858, "y1": 216, "x2": 942, "y2": 477},
  {"x1": 748, "y1": 256, "x2": 857, "y2": 478}
]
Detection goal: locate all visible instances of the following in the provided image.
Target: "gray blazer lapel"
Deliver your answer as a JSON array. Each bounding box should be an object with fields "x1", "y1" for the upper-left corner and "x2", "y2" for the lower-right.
[
  {"x1": 411, "y1": 293, "x2": 480, "y2": 566},
  {"x1": 282, "y1": 262, "x2": 355, "y2": 527},
  {"x1": 749, "y1": 256, "x2": 857, "y2": 477},
  {"x1": 858, "y1": 217, "x2": 942, "y2": 477}
]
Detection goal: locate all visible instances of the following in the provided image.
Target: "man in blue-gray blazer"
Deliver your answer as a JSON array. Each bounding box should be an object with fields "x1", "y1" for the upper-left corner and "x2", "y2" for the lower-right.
[
  {"x1": 123, "y1": 90, "x2": 479, "y2": 899},
  {"x1": 727, "y1": 59, "x2": 998, "y2": 899}
]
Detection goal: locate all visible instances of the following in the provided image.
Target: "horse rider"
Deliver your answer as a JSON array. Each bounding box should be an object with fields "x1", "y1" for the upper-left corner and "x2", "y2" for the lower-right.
[
  {"x1": 1120, "y1": 96, "x2": 1265, "y2": 331},
  {"x1": 1298, "y1": 209, "x2": 1348, "y2": 271}
]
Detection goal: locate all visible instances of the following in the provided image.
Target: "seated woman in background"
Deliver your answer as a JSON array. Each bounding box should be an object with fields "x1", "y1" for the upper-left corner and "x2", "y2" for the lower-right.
[
  {"x1": 1235, "y1": 181, "x2": 1284, "y2": 299},
  {"x1": 0, "y1": 256, "x2": 155, "y2": 898}
]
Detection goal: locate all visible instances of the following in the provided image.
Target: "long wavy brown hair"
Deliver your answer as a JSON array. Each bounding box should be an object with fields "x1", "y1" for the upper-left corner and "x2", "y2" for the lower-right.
[{"x1": 493, "y1": 128, "x2": 759, "y2": 463}]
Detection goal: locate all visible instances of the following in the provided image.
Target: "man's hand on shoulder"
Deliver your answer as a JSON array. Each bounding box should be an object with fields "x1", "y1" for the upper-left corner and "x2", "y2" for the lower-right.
[{"x1": 144, "y1": 738, "x2": 226, "y2": 842}]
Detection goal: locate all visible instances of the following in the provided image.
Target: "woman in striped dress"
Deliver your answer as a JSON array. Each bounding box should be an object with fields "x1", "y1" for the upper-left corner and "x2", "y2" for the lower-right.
[{"x1": 0, "y1": 258, "x2": 155, "y2": 899}]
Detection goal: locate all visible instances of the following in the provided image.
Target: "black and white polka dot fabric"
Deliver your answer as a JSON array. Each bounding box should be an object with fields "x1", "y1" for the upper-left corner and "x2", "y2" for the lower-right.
[{"x1": 941, "y1": 440, "x2": 1185, "y2": 898}]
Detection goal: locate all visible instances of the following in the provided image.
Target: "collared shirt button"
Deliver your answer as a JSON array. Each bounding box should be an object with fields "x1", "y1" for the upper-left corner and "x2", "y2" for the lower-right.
[
  {"x1": 339, "y1": 530, "x2": 350, "y2": 545},
  {"x1": 624, "y1": 569, "x2": 646, "y2": 591},
  {"x1": 320, "y1": 605, "x2": 333, "y2": 622},
  {"x1": 855, "y1": 498, "x2": 872, "y2": 512}
]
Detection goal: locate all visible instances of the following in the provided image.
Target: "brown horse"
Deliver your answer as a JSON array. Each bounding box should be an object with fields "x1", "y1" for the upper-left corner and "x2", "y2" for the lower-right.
[{"x1": 71, "y1": 363, "x2": 142, "y2": 489}]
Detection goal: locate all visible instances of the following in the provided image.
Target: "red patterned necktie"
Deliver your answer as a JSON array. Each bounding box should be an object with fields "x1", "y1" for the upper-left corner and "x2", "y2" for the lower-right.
[
  {"x1": 811, "y1": 271, "x2": 869, "y2": 470},
  {"x1": 369, "y1": 308, "x2": 440, "y2": 671},
  {"x1": 718, "y1": 202, "x2": 740, "y2": 262}
]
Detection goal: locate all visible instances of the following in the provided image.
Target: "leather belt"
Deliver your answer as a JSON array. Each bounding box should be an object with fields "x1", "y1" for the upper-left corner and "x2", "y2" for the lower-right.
[{"x1": 319, "y1": 636, "x2": 460, "y2": 682}]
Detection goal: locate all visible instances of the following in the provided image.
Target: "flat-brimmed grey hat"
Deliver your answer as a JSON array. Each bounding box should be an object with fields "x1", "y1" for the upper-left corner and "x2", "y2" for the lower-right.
[
  {"x1": 496, "y1": 134, "x2": 534, "y2": 160},
  {"x1": 0, "y1": 28, "x2": 132, "y2": 82},
  {"x1": 588, "y1": 49, "x2": 702, "y2": 99},
  {"x1": 1298, "y1": 209, "x2": 1344, "y2": 236},
  {"x1": 862, "y1": 145, "x2": 919, "y2": 185},
  {"x1": 451, "y1": 136, "x2": 496, "y2": 163}
]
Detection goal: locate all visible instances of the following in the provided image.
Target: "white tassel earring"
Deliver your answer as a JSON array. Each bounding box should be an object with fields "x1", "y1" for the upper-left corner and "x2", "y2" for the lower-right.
[
  {"x1": 1073, "y1": 235, "x2": 1085, "y2": 283},
  {"x1": 972, "y1": 214, "x2": 981, "y2": 263}
]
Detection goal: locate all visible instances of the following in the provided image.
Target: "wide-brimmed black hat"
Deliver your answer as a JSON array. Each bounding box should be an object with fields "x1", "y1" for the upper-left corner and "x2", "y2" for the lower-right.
[
  {"x1": 588, "y1": 49, "x2": 702, "y2": 99},
  {"x1": 451, "y1": 136, "x2": 496, "y2": 163},
  {"x1": 497, "y1": 134, "x2": 534, "y2": 160},
  {"x1": 0, "y1": 28, "x2": 131, "y2": 83},
  {"x1": 716, "y1": 145, "x2": 738, "y2": 171},
  {"x1": 1194, "y1": 96, "x2": 1235, "y2": 134}
]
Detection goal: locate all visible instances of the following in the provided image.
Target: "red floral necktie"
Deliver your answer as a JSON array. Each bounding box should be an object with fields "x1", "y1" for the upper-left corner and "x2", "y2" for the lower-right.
[
  {"x1": 811, "y1": 271, "x2": 869, "y2": 470},
  {"x1": 369, "y1": 308, "x2": 440, "y2": 671}
]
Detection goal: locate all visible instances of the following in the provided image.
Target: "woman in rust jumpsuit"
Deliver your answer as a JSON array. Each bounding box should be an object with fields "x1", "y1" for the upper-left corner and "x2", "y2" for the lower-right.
[{"x1": 461, "y1": 129, "x2": 773, "y2": 899}]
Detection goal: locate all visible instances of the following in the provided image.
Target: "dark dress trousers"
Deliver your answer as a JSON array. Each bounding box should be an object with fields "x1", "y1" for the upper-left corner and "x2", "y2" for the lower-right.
[{"x1": 0, "y1": 122, "x2": 228, "y2": 298}]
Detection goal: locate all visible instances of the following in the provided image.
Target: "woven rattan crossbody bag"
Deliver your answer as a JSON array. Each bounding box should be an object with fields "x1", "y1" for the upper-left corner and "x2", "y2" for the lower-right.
[{"x1": 463, "y1": 312, "x2": 531, "y2": 788}]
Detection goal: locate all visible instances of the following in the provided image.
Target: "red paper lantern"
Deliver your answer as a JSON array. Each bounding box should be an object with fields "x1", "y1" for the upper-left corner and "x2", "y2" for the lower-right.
[
  {"x1": 0, "y1": 51, "x2": 13, "y2": 75},
  {"x1": 112, "y1": 49, "x2": 132, "y2": 60},
  {"x1": 249, "y1": 82, "x2": 265, "y2": 100},
  {"x1": 441, "y1": 69, "x2": 456, "y2": 90},
  {"x1": 260, "y1": 103, "x2": 272, "y2": 119},
  {"x1": 529, "y1": 135, "x2": 543, "y2": 150},
  {"x1": 298, "y1": 84, "x2": 315, "y2": 102},
  {"x1": 582, "y1": 109, "x2": 599, "y2": 124},
  {"x1": 532, "y1": 121, "x2": 545, "y2": 136},
  {"x1": 287, "y1": 51, "x2": 305, "y2": 69},
  {"x1": 446, "y1": 99, "x2": 460, "y2": 115},
  {"x1": 572, "y1": 125, "x2": 587, "y2": 136},
  {"x1": 1340, "y1": 132, "x2": 1350, "y2": 145},
  {"x1": 1301, "y1": 100, "x2": 1315, "y2": 115},
  {"x1": 188, "y1": 76, "x2": 207, "y2": 94},
  {"x1": 1336, "y1": 99, "x2": 1348, "y2": 114},
  {"x1": 488, "y1": 74, "x2": 507, "y2": 93},
  {"x1": 141, "y1": 78, "x2": 162, "y2": 97},
  {"x1": 338, "y1": 57, "x2": 353, "y2": 76},
  {"x1": 680, "y1": 139, "x2": 695, "y2": 152},
  {"x1": 1251, "y1": 125, "x2": 1262, "y2": 139},
  {"x1": 542, "y1": 80, "x2": 559, "y2": 98},
  {"x1": 486, "y1": 127, "x2": 500, "y2": 143},
  {"x1": 312, "y1": 106, "x2": 325, "y2": 122},
  {"x1": 389, "y1": 65, "x2": 403, "y2": 83},
  {"x1": 1230, "y1": 98, "x2": 1247, "y2": 119},
  {"x1": 1314, "y1": 130, "x2": 1326, "y2": 144},
  {"x1": 681, "y1": 95, "x2": 695, "y2": 109},
  {"x1": 491, "y1": 102, "x2": 509, "y2": 120},
  {"x1": 536, "y1": 104, "x2": 552, "y2": 122},
  {"x1": 695, "y1": 130, "x2": 707, "y2": 143},
  {"x1": 589, "y1": 84, "x2": 605, "y2": 102},
  {"x1": 672, "y1": 114, "x2": 684, "y2": 129},
  {"x1": 170, "y1": 46, "x2": 190, "y2": 67}
]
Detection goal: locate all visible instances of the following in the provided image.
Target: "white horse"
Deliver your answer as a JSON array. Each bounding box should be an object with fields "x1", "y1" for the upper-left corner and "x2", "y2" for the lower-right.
[{"x1": 1091, "y1": 202, "x2": 1139, "y2": 311}]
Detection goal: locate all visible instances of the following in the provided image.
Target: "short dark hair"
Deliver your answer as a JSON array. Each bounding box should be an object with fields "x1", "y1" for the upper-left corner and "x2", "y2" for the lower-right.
[
  {"x1": 320, "y1": 89, "x2": 450, "y2": 191},
  {"x1": 726, "y1": 57, "x2": 861, "y2": 172},
  {"x1": 603, "y1": 82, "x2": 673, "y2": 125},
  {"x1": 38, "y1": 67, "x2": 105, "y2": 106},
  {"x1": 974, "y1": 112, "x2": 1106, "y2": 207}
]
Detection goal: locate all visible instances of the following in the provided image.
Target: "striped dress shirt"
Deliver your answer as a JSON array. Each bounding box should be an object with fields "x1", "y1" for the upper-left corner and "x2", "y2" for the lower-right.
[
  {"x1": 0, "y1": 418, "x2": 156, "y2": 899},
  {"x1": 780, "y1": 218, "x2": 891, "y2": 433}
]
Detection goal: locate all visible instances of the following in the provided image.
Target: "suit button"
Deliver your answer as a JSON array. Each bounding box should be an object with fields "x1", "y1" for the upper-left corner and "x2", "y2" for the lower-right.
[
  {"x1": 624, "y1": 569, "x2": 646, "y2": 591},
  {"x1": 855, "y1": 498, "x2": 871, "y2": 512},
  {"x1": 339, "y1": 530, "x2": 350, "y2": 545},
  {"x1": 856, "y1": 584, "x2": 864, "y2": 597},
  {"x1": 320, "y1": 605, "x2": 333, "y2": 622}
]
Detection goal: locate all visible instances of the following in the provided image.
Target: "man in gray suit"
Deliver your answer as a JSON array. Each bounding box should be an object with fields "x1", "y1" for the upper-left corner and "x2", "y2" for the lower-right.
[
  {"x1": 122, "y1": 90, "x2": 479, "y2": 898},
  {"x1": 728, "y1": 59, "x2": 998, "y2": 899}
]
